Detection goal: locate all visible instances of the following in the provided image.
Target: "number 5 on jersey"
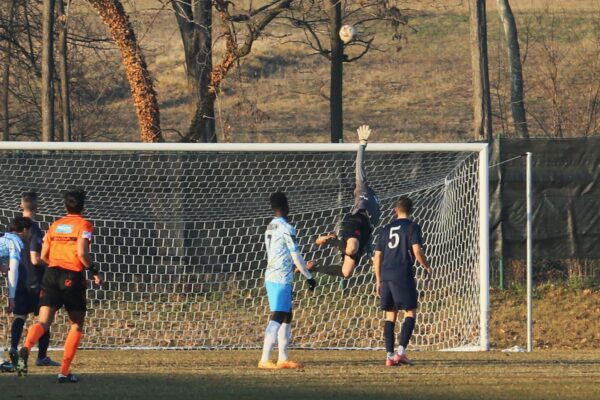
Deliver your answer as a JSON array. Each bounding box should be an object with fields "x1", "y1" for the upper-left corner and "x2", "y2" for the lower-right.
[{"x1": 388, "y1": 226, "x2": 401, "y2": 249}]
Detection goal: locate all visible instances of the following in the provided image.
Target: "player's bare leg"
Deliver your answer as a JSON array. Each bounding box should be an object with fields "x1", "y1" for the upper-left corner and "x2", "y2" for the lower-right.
[
  {"x1": 393, "y1": 309, "x2": 416, "y2": 366},
  {"x1": 58, "y1": 310, "x2": 85, "y2": 383},
  {"x1": 18, "y1": 306, "x2": 56, "y2": 376},
  {"x1": 310, "y1": 238, "x2": 359, "y2": 278}
]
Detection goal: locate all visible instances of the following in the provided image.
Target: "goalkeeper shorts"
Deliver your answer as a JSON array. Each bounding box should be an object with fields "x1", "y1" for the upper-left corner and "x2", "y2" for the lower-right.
[{"x1": 265, "y1": 281, "x2": 293, "y2": 312}]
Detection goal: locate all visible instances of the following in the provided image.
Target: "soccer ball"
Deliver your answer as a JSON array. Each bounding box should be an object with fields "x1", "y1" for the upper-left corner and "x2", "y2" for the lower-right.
[{"x1": 339, "y1": 24, "x2": 356, "y2": 44}]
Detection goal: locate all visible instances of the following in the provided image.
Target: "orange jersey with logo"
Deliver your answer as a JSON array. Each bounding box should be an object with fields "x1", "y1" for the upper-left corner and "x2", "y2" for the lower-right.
[{"x1": 43, "y1": 214, "x2": 93, "y2": 272}]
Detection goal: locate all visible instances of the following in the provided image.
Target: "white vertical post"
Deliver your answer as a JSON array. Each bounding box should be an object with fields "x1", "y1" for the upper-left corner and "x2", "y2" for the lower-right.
[
  {"x1": 479, "y1": 146, "x2": 490, "y2": 350},
  {"x1": 526, "y1": 152, "x2": 533, "y2": 352}
]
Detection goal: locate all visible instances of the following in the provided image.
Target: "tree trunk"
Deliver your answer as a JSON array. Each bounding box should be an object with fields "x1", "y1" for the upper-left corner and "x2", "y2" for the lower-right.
[
  {"x1": 87, "y1": 0, "x2": 162, "y2": 142},
  {"x1": 172, "y1": 0, "x2": 215, "y2": 143},
  {"x1": 41, "y1": 0, "x2": 56, "y2": 142},
  {"x1": 469, "y1": 0, "x2": 492, "y2": 141},
  {"x1": 57, "y1": 0, "x2": 71, "y2": 141},
  {"x1": 327, "y1": 0, "x2": 343, "y2": 143},
  {"x1": 2, "y1": 0, "x2": 16, "y2": 141},
  {"x1": 496, "y1": 0, "x2": 528, "y2": 138}
]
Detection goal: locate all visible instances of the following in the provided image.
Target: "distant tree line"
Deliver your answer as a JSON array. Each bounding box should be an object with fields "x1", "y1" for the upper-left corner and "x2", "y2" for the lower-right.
[{"x1": 1, "y1": 1, "x2": 599, "y2": 142}]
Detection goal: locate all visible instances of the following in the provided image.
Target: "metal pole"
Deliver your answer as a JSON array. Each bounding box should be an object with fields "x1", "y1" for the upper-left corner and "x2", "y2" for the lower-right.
[
  {"x1": 526, "y1": 152, "x2": 533, "y2": 352},
  {"x1": 479, "y1": 146, "x2": 490, "y2": 351}
]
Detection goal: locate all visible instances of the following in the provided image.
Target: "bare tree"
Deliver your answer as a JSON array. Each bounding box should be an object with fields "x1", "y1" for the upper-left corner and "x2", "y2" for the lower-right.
[
  {"x1": 171, "y1": 0, "x2": 214, "y2": 142},
  {"x1": 56, "y1": 0, "x2": 71, "y2": 141},
  {"x1": 87, "y1": 0, "x2": 162, "y2": 142},
  {"x1": 171, "y1": 0, "x2": 294, "y2": 142},
  {"x1": 1, "y1": 0, "x2": 17, "y2": 141},
  {"x1": 496, "y1": 0, "x2": 528, "y2": 137},
  {"x1": 41, "y1": 0, "x2": 55, "y2": 141},
  {"x1": 469, "y1": 0, "x2": 492, "y2": 141},
  {"x1": 286, "y1": 0, "x2": 407, "y2": 143}
]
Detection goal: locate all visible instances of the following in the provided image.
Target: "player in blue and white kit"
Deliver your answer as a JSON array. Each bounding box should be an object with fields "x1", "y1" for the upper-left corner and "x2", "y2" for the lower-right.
[
  {"x1": 374, "y1": 197, "x2": 432, "y2": 366},
  {"x1": 1, "y1": 217, "x2": 33, "y2": 314},
  {"x1": 258, "y1": 192, "x2": 316, "y2": 370},
  {"x1": 0, "y1": 217, "x2": 32, "y2": 372}
]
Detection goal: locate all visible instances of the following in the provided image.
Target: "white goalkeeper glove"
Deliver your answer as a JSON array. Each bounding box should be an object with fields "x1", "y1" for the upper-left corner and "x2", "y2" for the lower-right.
[{"x1": 357, "y1": 125, "x2": 372, "y2": 146}]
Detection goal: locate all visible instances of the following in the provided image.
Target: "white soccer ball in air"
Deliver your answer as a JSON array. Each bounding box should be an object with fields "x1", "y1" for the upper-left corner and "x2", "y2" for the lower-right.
[{"x1": 339, "y1": 24, "x2": 356, "y2": 44}]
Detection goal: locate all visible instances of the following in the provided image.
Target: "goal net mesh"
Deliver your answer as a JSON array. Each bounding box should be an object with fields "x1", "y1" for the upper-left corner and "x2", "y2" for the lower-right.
[{"x1": 0, "y1": 149, "x2": 482, "y2": 350}]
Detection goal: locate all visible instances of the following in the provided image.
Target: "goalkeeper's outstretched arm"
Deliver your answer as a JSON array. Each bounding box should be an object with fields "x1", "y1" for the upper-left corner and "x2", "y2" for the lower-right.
[{"x1": 355, "y1": 125, "x2": 372, "y2": 187}]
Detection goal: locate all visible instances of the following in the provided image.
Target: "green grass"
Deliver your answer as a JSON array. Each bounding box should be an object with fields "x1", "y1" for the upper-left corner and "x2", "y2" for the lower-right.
[{"x1": 1, "y1": 350, "x2": 599, "y2": 399}]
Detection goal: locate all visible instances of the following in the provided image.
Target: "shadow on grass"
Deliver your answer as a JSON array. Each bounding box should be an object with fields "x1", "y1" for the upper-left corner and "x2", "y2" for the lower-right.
[{"x1": 0, "y1": 372, "x2": 493, "y2": 400}]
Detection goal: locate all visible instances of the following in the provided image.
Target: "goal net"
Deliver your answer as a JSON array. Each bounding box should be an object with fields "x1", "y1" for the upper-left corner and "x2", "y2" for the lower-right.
[{"x1": 0, "y1": 143, "x2": 489, "y2": 351}]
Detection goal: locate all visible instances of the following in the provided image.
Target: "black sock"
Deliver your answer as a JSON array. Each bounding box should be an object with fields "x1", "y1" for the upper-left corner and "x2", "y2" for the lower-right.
[
  {"x1": 384, "y1": 321, "x2": 395, "y2": 353},
  {"x1": 11, "y1": 318, "x2": 25, "y2": 351},
  {"x1": 314, "y1": 264, "x2": 345, "y2": 278},
  {"x1": 399, "y1": 317, "x2": 416, "y2": 348},
  {"x1": 38, "y1": 329, "x2": 50, "y2": 360}
]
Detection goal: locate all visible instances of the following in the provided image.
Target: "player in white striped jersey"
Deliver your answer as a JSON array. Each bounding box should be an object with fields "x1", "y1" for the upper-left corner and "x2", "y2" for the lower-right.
[{"x1": 258, "y1": 192, "x2": 316, "y2": 370}]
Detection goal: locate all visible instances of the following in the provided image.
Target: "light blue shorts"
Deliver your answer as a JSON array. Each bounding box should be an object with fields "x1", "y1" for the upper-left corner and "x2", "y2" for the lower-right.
[{"x1": 265, "y1": 281, "x2": 293, "y2": 312}]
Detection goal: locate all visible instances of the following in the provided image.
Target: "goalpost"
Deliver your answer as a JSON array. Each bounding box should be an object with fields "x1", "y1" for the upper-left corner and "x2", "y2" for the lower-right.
[{"x1": 0, "y1": 141, "x2": 489, "y2": 351}]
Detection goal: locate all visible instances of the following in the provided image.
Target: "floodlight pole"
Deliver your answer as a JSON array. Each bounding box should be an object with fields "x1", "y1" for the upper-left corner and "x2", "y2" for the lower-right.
[{"x1": 526, "y1": 152, "x2": 533, "y2": 352}]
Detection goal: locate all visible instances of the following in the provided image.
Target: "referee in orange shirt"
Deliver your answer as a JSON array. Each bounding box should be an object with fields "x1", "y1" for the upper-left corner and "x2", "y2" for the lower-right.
[{"x1": 16, "y1": 189, "x2": 103, "y2": 383}]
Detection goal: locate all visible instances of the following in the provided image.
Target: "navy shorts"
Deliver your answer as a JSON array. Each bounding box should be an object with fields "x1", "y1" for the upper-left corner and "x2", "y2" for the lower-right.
[
  {"x1": 13, "y1": 288, "x2": 42, "y2": 316},
  {"x1": 380, "y1": 280, "x2": 418, "y2": 311}
]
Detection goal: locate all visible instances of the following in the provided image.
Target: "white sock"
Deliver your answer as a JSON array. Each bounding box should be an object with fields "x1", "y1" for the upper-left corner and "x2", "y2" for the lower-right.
[
  {"x1": 278, "y1": 323, "x2": 291, "y2": 362},
  {"x1": 397, "y1": 345, "x2": 406, "y2": 356},
  {"x1": 387, "y1": 352, "x2": 395, "y2": 360},
  {"x1": 260, "y1": 320, "x2": 281, "y2": 363}
]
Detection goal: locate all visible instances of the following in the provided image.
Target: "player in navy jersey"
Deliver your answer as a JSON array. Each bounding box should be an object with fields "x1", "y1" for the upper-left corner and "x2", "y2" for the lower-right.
[
  {"x1": 259, "y1": 192, "x2": 316, "y2": 370},
  {"x1": 373, "y1": 196, "x2": 431, "y2": 366},
  {"x1": 9, "y1": 192, "x2": 60, "y2": 370},
  {"x1": 309, "y1": 125, "x2": 381, "y2": 278}
]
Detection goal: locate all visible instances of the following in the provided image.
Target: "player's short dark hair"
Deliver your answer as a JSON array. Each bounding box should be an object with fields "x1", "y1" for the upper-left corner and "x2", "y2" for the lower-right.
[
  {"x1": 270, "y1": 192, "x2": 288, "y2": 213},
  {"x1": 21, "y1": 191, "x2": 38, "y2": 211},
  {"x1": 395, "y1": 196, "x2": 413, "y2": 214},
  {"x1": 8, "y1": 216, "x2": 33, "y2": 233},
  {"x1": 65, "y1": 189, "x2": 86, "y2": 214}
]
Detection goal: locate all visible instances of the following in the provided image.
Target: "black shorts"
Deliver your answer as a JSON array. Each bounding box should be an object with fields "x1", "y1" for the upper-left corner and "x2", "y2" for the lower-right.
[
  {"x1": 13, "y1": 287, "x2": 42, "y2": 316},
  {"x1": 40, "y1": 267, "x2": 87, "y2": 312},
  {"x1": 340, "y1": 212, "x2": 372, "y2": 261},
  {"x1": 380, "y1": 280, "x2": 418, "y2": 311}
]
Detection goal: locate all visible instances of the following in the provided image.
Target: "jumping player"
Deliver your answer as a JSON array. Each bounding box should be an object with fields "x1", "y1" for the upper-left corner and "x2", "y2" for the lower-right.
[
  {"x1": 311, "y1": 125, "x2": 381, "y2": 278},
  {"x1": 258, "y1": 192, "x2": 316, "y2": 370},
  {"x1": 17, "y1": 189, "x2": 103, "y2": 383},
  {"x1": 373, "y1": 196, "x2": 432, "y2": 366},
  {"x1": 9, "y1": 192, "x2": 60, "y2": 369}
]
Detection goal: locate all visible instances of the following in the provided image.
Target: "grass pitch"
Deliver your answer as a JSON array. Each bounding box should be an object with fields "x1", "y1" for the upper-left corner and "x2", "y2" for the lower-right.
[{"x1": 1, "y1": 350, "x2": 598, "y2": 399}]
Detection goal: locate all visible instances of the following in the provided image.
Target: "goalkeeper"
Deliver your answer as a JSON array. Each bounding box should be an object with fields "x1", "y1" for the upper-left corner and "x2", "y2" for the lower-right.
[{"x1": 309, "y1": 125, "x2": 381, "y2": 278}]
